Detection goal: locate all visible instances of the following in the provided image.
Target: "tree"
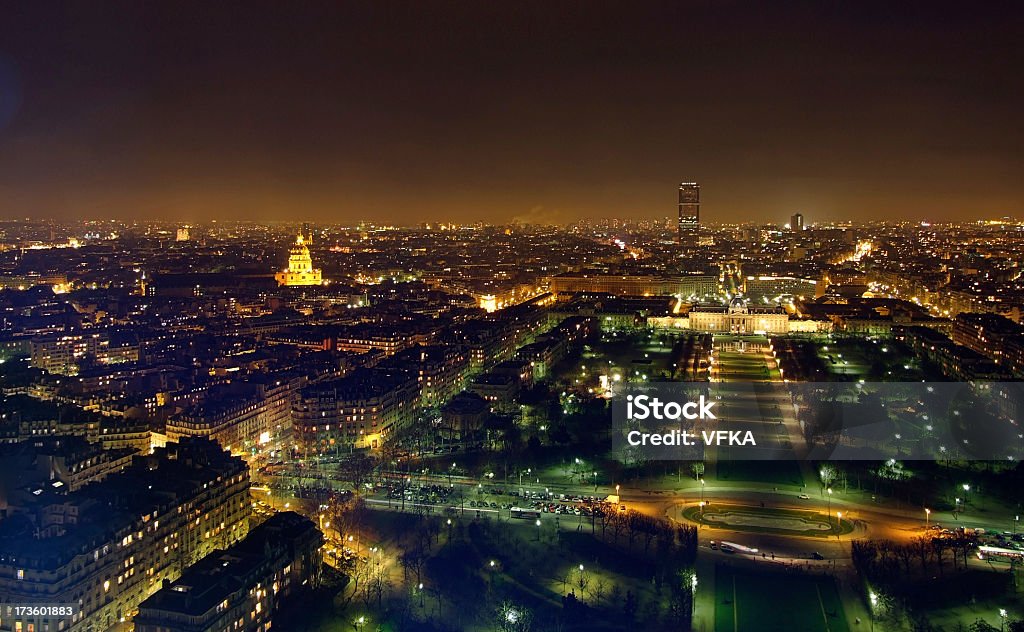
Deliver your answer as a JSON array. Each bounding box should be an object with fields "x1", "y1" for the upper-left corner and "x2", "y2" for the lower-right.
[
  {"x1": 575, "y1": 565, "x2": 590, "y2": 592},
  {"x1": 894, "y1": 543, "x2": 914, "y2": 574},
  {"x1": 341, "y1": 454, "x2": 377, "y2": 492},
  {"x1": 911, "y1": 535, "x2": 931, "y2": 571},
  {"x1": 932, "y1": 537, "x2": 947, "y2": 573},
  {"x1": 819, "y1": 463, "x2": 837, "y2": 489},
  {"x1": 497, "y1": 601, "x2": 533, "y2": 632},
  {"x1": 623, "y1": 590, "x2": 637, "y2": 621},
  {"x1": 666, "y1": 569, "x2": 696, "y2": 629},
  {"x1": 606, "y1": 512, "x2": 627, "y2": 544},
  {"x1": 328, "y1": 495, "x2": 367, "y2": 547}
]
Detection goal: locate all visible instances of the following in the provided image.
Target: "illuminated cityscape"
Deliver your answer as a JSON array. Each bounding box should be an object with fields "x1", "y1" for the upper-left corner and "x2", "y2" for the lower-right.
[{"x1": 1, "y1": 4, "x2": 1023, "y2": 632}]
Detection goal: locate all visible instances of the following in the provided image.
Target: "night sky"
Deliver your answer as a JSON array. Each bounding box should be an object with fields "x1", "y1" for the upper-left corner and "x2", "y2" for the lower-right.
[{"x1": 1, "y1": 2, "x2": 1021, "y2": 225}]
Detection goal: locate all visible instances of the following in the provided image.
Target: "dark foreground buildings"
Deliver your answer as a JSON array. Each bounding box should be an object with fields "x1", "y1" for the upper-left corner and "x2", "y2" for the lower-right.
[
  {"x1": 134, "y1": 512, "x2": 322, "y2": 632},
  {"x1": 0, "y1": 438, "x2": 250, "y2": 632}
]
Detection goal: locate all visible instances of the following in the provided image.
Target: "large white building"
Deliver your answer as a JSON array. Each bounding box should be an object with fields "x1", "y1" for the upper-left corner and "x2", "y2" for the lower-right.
[
  {"x1": 687, "y1": 299, "x2": 790, "y2": 334},
  {"x1": 650, "y1": 298, "x2": 805, "y2": 334}
]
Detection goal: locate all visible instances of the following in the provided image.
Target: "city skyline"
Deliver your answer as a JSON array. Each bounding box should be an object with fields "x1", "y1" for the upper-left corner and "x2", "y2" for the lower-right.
[
  {"x1": 2, "y1": 214, "x2": 1024, "y2": 632},
  {"x1": 1, "y1": 2, "x2": 1022, "y2": 225}
]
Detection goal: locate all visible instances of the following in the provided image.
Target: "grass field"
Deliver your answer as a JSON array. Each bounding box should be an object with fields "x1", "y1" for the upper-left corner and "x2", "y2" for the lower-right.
[
  {"x1": 714, "y1": 564, "x2": 850, "y2": 632},
  {"x1": 716, "y1": 458, "x2": 804, "y2": 487},
  {"x1": 682, "y1": 503, "x2": 853, "y2": 537}
]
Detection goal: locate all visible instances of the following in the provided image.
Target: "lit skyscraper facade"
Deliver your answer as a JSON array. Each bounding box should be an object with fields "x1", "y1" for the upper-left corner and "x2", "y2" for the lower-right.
[{"x1": 677, "y1": 182, "x2": 700, "y2": 243}]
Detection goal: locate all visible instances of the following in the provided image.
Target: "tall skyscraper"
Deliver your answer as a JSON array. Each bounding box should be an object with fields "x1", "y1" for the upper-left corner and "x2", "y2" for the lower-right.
[
  {"x1": 677, "y1": 182, "x2": 700, "y2": 244},
  {"x1": 790, "y1": 213, "x2": 804, "y2": 231}
]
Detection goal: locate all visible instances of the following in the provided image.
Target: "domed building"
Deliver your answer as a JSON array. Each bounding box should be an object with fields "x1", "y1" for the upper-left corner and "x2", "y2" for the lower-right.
[{"x1": 275, "y1": 232, "x2": 324, "y2": 287}]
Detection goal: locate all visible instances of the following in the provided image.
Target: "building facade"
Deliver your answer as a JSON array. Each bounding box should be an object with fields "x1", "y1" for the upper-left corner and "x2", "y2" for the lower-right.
[
  {"x1": 677, "y1": 182, "x2": 700, "y2": 244},
  {"x1": 686, "y1": 299, "x2": 790, "y2": 334},
  {"x1": 167, "y1": 378, "x2": 297, "y2": 455},
  {"x1": 952, "y1": 312, "x2": 1024, "y2": 378},
  {"x1": 292, "y1": 368, "x2": 420, "y2": 452},
  {"x1": 0, "y1": 438, "x2": 250, "y2": 632},
  {"x1": 134, "y1": 512, "x2": 322, "y2": 632},
  {"x1": 30, "y1": 333, "x2": 140, "y2": 376}
]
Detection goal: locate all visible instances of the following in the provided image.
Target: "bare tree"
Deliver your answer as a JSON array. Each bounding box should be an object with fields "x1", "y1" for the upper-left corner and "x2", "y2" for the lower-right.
[
  {"x1": 911, "y1": 535, "x2": 931, "y2": 571},
  {"x1": 497, "y1": 601, "x2": 533, "y2": 632}
]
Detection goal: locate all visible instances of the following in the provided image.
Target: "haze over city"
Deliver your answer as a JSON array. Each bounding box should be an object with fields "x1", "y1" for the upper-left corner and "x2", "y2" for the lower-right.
[{"x1": 1, "y1": 1, "x2": 1023, "y2": 224}]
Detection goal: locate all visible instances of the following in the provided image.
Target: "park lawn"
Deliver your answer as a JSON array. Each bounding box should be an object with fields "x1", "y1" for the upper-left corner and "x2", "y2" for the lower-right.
[
  {"x1": 716, "y1": 457, "x2": 804, "y2": 487},
  {"x1": 714, "y1": 564, "x2": 850, "y2": 632},
  {"x1": 682, "y1": 502, "x2": 853, "y2": 537}
]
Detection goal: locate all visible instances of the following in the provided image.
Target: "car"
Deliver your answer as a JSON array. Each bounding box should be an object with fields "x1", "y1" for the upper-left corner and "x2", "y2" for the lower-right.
[
  {"x1": 619, "y1": 504, "x2": 627, "y2": 512},
  {"x1": 812, "y1": 552, "x2": 824, "y2": 560},
  {"x1": 798, "y1": 494, "x2": 810, "y2": 500}
]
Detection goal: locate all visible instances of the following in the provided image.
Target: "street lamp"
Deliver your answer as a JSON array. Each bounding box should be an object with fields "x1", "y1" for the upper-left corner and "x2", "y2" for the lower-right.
[
  {"x1": 519, "y1": 468, "x2": 531, "y2": 489},
  {"x1": 700, "y1": 478, "x2": 705, "y2": 506},
  {"x1": 836, "y1": 511, "x2": 842, "y2": 541},
  {"x1": 869, "y1": 592, "x2": 878, "y2": 632},
  {"x1": 827, "y1": 488, "x2": 833, "y2": 522},
  {"x1": 999, "y1": 608, "x2": 1008, "y2": 632},
  {"x1": 535, "y1": 518, "x2": 542, "y2": 541},
  {"x1": 924, "y1": 508, "x2": 931, "y2": 528}
]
